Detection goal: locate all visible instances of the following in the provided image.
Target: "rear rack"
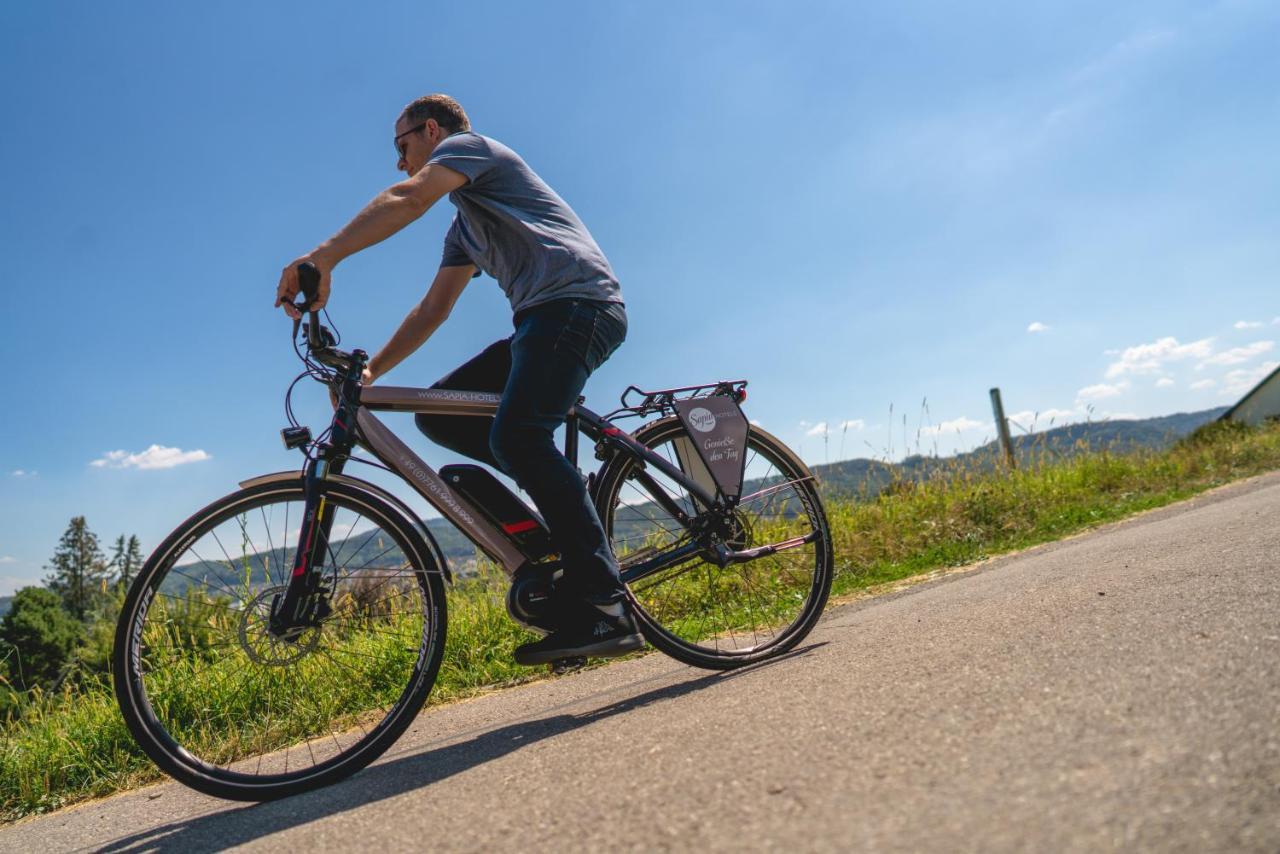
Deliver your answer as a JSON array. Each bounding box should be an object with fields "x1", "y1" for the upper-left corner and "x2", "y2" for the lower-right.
[{"x1": 606, "y1": 380, "x2": 749, "y2": 420}]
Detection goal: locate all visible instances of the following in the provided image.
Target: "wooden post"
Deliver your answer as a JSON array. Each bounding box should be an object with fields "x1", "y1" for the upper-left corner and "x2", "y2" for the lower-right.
[{"x1": 990, "y1": 387, "x2": 1016, "y2": 469}]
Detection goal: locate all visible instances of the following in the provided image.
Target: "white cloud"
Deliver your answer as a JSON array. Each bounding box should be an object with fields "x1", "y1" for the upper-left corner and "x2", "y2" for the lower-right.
[
  {"x1": 839, "y1": 419, "x2": 865, "y2": 432},
  {"x1": 1198, "y1": 340, "x2": 1273, "y2": 367},
  {"x1": 1234, "y1": 320, "x2": 1263, "y2": 330},
  {"x1": 920, "y1": 416, "x2": 990, "y2": 437},
  {"x1": 10, "y1": 469, "x2": 36, "y2": 478},
  {"x1": 1273, "y1": 317, "x2": 1280, "y2": 326},
  {"x1": 90, "y1": 445, "x2": 212, "y2": 471},
  {"x1": 1190, "y1": 379, "x2": 1216, "y2": 390},
  {"x1": 1223, "y1": 361, "x2": 1280, "y2": 397},
  {"x1": 805, "y1": 422, "x2": 828, "y2": 437},
  {"x1": 1155, "y1": 378, "x2": 1175, "y2": 388},
  {"x1": 1076, "y1": 381, "x2": 1130, "y2": 403},
  {"x1": 1103, "y1": 412, "x2": 1141, "y2": 421},
  {"x1": 1027, "y1": 322, "x2": 1049, "y2": 333},
  {"x1": 1105, "y1": 337, "x2": 1214, "y2": 379},
  {"x1": 0, "y1": 556, "x2": 15, "y2": 564}
]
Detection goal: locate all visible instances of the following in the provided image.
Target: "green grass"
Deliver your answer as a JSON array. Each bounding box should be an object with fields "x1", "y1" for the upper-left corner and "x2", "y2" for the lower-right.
[
  {"x1": 2, "y1": 418, "x2": 1278, "y2": 822},
  {"x1": 822, "y1": 419, "x2": 1280, "y2": 595},
  {"x1": 0, "y1": 571, "x2": 542, "y2": 821}
]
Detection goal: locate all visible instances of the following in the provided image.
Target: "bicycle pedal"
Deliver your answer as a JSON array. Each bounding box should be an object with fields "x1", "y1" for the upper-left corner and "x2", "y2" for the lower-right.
[{"x1": 549, "y1": 656, "x2": 587, "y2": 675}]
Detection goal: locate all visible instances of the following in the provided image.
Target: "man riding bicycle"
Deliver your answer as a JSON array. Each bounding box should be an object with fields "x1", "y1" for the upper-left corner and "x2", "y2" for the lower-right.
[{"x1": 275, "y1": 93, "x2": 641, "y2": 666}]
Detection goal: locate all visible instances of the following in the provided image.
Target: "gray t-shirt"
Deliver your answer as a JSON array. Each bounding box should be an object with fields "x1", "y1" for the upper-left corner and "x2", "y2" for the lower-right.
[{"x1": 429, "y1": 132, "x2": 623, "y2": 315}]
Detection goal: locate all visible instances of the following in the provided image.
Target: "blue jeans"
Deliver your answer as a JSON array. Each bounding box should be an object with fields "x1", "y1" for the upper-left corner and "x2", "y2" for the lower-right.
[{"x1": 416, "y1": 298, "x2": 628, "y2": 598}]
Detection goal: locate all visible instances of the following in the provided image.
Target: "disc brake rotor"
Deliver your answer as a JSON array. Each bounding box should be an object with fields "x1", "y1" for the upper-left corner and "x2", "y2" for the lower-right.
[{"x1": 240, "y1": 585, "x2": 322, "y2": 666}]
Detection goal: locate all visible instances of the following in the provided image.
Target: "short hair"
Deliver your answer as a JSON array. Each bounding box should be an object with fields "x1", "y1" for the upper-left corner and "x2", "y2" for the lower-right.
[{"x1": 401, "y1": 94, "x2": 471, "y2": 134}]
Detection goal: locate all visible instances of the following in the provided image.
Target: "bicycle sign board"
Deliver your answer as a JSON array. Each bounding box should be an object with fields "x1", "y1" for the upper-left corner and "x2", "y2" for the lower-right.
[{"x1": 673, "y1": 396, "x2": 750, "y2": 500}]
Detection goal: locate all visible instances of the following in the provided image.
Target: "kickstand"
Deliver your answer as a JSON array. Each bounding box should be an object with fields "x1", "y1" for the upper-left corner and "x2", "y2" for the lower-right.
[{"x1": 550, "y1": 656, "x2": 587, "y2": 675}]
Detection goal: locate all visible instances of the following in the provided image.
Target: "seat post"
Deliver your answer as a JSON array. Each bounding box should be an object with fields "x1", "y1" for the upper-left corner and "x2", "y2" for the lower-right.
[{"x1": 565, "y1": 397, "x2": 582, "y2": 466}]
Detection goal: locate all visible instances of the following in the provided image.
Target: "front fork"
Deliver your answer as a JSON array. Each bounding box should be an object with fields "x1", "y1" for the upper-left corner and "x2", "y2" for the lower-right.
[{"x1": 269, "y1": 352, "x2": 366, "y2": 638}]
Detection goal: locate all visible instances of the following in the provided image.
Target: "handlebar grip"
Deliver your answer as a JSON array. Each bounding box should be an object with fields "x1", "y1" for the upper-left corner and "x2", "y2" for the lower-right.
[{"x1": 296, "y1": 262, "x2": 321, "y2": 312}]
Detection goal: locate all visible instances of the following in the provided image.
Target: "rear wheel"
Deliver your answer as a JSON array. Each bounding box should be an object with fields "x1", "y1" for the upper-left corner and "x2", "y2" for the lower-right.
[
  {"x1": 595, "y1": 418, "x2": 833, "y2": 669},
  {"x1": 112, "y1": 478, "x2": 447, "y2": 801}
]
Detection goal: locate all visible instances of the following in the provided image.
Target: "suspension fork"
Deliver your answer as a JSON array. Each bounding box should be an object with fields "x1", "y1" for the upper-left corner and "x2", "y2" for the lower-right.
[
  {"x1": 267, "y1": 458, "x2": 334, "y2": 636},
  {"x1": 269, "y1": 356, "x2": 365, "y2": 637}
]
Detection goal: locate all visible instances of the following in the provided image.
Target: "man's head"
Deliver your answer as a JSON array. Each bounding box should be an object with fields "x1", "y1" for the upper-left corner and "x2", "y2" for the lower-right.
[{"x1": 395, "y1": 94, "x2": 471, "y2": 175}]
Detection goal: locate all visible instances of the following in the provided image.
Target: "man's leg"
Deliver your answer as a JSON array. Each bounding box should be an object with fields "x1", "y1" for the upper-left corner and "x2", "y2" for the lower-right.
[
  {"x1": 489, "y1": 299, "x2": 636, "y2": 664},
  {"x1": 491, "y1": 302, "x2": 622, "y2": 598},
  {"x1": 414, "y1": 338, "x2": 511, "y2": 467},
  {"x1": 415, "y1": 326, "x2": 618, "y2": 592}
]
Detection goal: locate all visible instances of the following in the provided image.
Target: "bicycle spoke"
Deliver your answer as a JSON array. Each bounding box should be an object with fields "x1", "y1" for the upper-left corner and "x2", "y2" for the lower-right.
[
  {"x1": 209, "y1": 527, "x2": 256, "y2": 593},
  {"x1": 329, "y1": 510, "x2": 366, "y2": 570},
  {"x1": 169, "y1": 558, "x2": 242, "y2": 604},
  {"x1": 329, "y1": 522, "x2": 386, "y2": 578},
  {"x1": 259, "y1": 503, "x2": 286, "y2": 588},
  {"x1": 332, "y1": 541, "x2": 401, "y2": 578},
  {"x1": 332, "y1": 562, "x2": 415, "y2": 605},
  {"x1": 122, "y1": 486, "x2": 443, "y2": 797},
  {"x1": 606, "y1": 421, "x2": 830, "y2": 661}
]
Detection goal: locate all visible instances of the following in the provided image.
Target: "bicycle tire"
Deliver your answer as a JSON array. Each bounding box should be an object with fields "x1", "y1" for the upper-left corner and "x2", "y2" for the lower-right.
[
  {"x1": 594, "y1": 418, "x2": 833, "y2": 670},
  {"x1": 112, "y1": 477, "x2": 447, "y2": 801}
]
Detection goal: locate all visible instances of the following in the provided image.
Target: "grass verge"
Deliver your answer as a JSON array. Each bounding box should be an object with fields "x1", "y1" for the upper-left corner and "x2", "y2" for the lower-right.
[
  {"x1": 2, "y1": 419, "x2": 1278, "y2": 822},
  {"x1": 822, "y1": 419, "x2": 1280, "y2": 597}
]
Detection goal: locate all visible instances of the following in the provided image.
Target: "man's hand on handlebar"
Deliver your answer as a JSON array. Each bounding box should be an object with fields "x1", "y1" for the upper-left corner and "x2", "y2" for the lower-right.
[{"x1": 276, "y1": 254, "x2": 333, "y2": 319}]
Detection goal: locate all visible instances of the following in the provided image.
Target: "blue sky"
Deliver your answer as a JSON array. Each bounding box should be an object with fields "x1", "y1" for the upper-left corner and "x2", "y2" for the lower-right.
[{"x1": 1, "y1": 1, "x2": 1277, "y2": 594}]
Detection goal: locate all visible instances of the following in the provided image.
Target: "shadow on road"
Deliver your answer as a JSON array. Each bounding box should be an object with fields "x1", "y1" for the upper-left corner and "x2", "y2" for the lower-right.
[{"x1": 99, "y1": 643, "x2": 824, "y2": 853}]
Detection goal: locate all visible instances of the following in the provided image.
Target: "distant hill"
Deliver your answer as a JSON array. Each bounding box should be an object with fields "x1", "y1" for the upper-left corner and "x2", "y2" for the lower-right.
[
  {"x1": 0, "y1": 596, "x2": 11, "y2": 618},
  {"x1": 393, "y1": 407, "x2": 1230, "y2": 566},
  {"x1": 165, "y1": 407, "x2": 1228, "y2": 589},
  {"x1": 811, "y1": 407, "x2": 1229, "y2": 498}
]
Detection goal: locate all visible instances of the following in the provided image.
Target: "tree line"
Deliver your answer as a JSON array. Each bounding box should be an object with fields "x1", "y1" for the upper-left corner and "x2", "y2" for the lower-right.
[{"x1": 0, "y1": 516, "x2": 145, "y2": 714}]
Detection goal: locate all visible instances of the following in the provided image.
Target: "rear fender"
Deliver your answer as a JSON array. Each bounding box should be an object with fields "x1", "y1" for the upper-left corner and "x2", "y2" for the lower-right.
[{"x1": 238, "y1": 470, "x2": 453, "y2": 583}]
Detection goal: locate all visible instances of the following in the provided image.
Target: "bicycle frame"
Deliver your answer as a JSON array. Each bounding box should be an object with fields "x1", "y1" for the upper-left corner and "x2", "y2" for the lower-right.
[
  {"x1": 352, "y1": 385, "x2": 720, "y2": 576},
  {"x1": 269, "y1": 328, "x2": 816, "y2": 635}
]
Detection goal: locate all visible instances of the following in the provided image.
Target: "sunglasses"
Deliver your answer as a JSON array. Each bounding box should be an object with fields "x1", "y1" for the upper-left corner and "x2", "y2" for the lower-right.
[{"x1": 394, "y1": 121, "x2": 428, "y2": 160}]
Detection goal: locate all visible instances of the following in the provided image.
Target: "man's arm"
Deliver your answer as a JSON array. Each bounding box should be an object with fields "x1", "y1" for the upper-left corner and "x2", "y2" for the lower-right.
[
  {"x1": 275, "y1": 163, "x2": 468, "y2": 317},
  {"x1": 365, "y1": 264, "x2": 477, "y2": 383}
]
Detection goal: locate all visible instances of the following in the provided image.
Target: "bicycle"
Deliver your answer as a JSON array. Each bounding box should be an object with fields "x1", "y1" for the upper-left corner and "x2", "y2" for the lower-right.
[{"x1": 112, "y1": 264, "x2": 833, "y2": 801}]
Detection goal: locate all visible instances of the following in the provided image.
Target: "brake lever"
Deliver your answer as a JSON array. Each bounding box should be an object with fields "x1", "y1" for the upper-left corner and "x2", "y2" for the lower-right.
[
  {"x1": 305, "y1": 322, "x2": 337, "y2": 348},
  {"x1": 288, "y1": 279, "x2": 312, "y2": 342}
]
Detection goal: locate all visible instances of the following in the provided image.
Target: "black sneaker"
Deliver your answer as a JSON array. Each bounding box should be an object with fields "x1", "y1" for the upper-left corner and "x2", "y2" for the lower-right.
[{"x1": 513, "y1": 601, "x2": 644, "y2": 666}]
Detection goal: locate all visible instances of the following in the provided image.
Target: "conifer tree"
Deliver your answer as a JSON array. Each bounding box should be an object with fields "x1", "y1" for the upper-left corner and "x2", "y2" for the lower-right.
[
  {"x1": 45, "y1": 516, "x2": 109, "y2": 621},
  {"x1": 110, "y1": 534, "x2": 146, "y2": 589}
]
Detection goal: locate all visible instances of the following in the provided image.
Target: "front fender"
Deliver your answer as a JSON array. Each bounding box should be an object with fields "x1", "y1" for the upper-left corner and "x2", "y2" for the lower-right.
[{"x1": 239, "y1": 470, "x2": 453, "y2": 583}]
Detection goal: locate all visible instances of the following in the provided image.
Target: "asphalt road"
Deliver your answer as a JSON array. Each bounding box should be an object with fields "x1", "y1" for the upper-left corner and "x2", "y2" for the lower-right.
[{"x1": 4, "y1": 472, "x2": 1279, "y2": 853}]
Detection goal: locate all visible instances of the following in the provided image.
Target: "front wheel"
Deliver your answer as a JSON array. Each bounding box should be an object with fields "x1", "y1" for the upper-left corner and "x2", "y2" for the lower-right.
[
  {"x1": 112, "y1": 478, "x2": 447, "y2": 801},
  {"x1": 595, "y1": 418, "x2": 833, "y2": 670}
]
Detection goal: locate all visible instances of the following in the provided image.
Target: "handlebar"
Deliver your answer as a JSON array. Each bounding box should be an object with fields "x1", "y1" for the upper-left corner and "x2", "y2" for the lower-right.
[
  {"x1": 294, "y1": 262, "x2": 326, "y2": 351},
  {"x1": 291, "y1": 262, "x2": 357, "y2": 373},
  {"x1": 295, "y1": 261, "x2": 321, "y2": 307}
]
